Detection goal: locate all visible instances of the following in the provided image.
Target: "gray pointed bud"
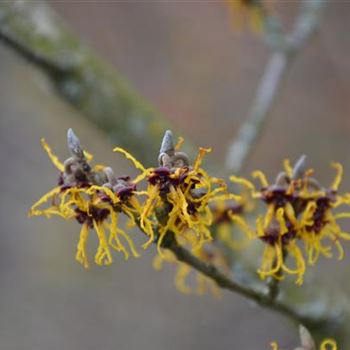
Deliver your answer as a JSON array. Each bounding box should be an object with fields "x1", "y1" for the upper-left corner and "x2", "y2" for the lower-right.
[
  {"x1": 158, "y1": 153, "x2": 171, "y2": 167},
  {"x1": 173, "y1": 152, "x2": 190, "y2": 168},
  {"x1": 299, "y1": 325, "x2": 316, "y2": 350},
  {"x1": 67, "y1": 128, "x2": 84, "y2": 159},
  {"x1": 292, "y1": 155, "x2": 307, "y2": 180},
  {"x1": 159, "y1": 130, "x2": 175, "y2": 157},
  {"x1": 103, "y1": 166, "x2": 116, "y2": 185},
  {"x1": 275, "y1": 171, "x2": 289, "y2": 186}
]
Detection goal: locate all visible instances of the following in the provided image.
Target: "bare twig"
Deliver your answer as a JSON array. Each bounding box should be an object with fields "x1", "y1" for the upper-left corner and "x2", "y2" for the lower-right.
[{"x1": 225, "y1": 0, "x2": 327, "y2": 174}]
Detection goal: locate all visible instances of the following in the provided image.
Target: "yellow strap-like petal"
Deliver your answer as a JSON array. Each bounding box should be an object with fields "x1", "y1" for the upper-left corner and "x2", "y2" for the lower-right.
[
  {"x1": 175, "y1": 264, "x2": 192, "y2": 294},
  {"x1": 175, "y1": 136, "x2": 184, "y2": 151},
  {"x1": 264, "y1": 204, "x2": 275, "y2": 229},
  {"x1": 284, "y1": 243, "x2": 305, "y2": 285},
  {"x1": 117, "y1": 227, "x2": 140, "y2": 258},
  {"x1": 334, "y1": 240, "x2": 344, "y2": 260},
  {"x1": 252, "y1": 170, "x2": 269, "y2": 188},
  {"x1": 258, "y1": 244, "x2": 282, "y2": 279},
  {"x1": 84, "y1": 150, "x2": 93, "y2": 162},
  {"x1": 229, "y1": 175, "x2": 255, "y2": 191},
  {"x1": 334, "y1": 212, "x2": 350, "y2": 220},
  {"x1": 339, "y1": 231, "x2": 350, "y2": 240},
  {"x1": 141, "y1": 184, "x2": 160, "y2": 230},
  {"x1": 276, "y1": 208, "x2": 288, "y2": 235},
  {"x1": 41, "y1": 138, "x2": 64, "y2": 172},
  {"x1": 28, "y1": 187, "x2": 61, "y2": 217},
  {"x1": 283, "y1": 159, "x2": 293, "y2": 178},
  {"x1": 193, "y1": 147, "x2": 211, "y2": 171},
  {"x1": 75, "y1": 223, "x2": 90, "y2": 268},
  {"x1": 209, "y1": 193, "x2": 243, "y2": 203},
  {"x1": 152, "y1": 255, "x2": 164, "y2": 270},
  {"x1": 108, "y1": 210, "x2": 129, "y2": 259},
  {"x1": 299, "y1": 201, "x2": 316, "y2": 227},
  {"x1": 93, "y1": 221, "x2": 113, "y2": 265},
  {"x1": 173, "y1": 187, "x2": 192, "y2": 227},
  {"x1": 113, "y1": 147, "x2": 146, "y2": 173},
  {"x1": 331, "y1": 162, "x2": 343, "y2": 191},
  {"x1": 285, "y1": 202, "x2": 298, "y2": 226},
  {"x1": 229, "y1": 213, "x2": 255, "y2": 239},
  {"x1": 88, "y1": 185, "x2": 120, "y2": 204}
]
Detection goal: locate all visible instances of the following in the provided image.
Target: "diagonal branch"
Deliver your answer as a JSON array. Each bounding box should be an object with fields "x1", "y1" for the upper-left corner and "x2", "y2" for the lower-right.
[{"x1": 0, "y1": 1, "x2": 191, "y2": 166}]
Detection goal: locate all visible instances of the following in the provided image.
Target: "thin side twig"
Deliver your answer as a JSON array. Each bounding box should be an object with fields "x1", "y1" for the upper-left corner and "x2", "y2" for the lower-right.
[{"x1": 225, "y1": 0, "x2": 327, "y2": 174}]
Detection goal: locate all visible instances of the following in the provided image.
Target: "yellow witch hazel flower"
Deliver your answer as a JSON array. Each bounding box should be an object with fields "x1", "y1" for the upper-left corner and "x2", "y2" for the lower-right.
[
  {"x1": 270, "y1": 324, "x2": 337, "y2": 350},
  {"x1": 296, "y1": 161, "x2": 350, "y2": 266},
  {"x1": 230, "y1": 155, "x2": 350, "y2": 285},
  {"x1": 115, "y1": 130, "x2": 228, "y2": 254},
  {"x1": 229, "y1": 156, "x2": 308, "y2": 284},
  {"x1": 112, "y1": 130, "x2": 233, "y2": 295},
  {"x1": 29, "y1": 129, "x2": 147, "y2": 268}
]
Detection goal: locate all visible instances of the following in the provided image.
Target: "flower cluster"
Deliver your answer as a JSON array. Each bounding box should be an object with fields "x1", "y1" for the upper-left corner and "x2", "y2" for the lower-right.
[
  {"x1": 29, "y1": 128, "x2": 350, "y2": 291},
  {"x1": 29, "y1": 129, "x2": 230, "y2": 274},
  {"x1": 117, "y1": 130, "x2": 230, "y2": 255},
  {"x1": 29, "y1": 129, "x2": 151, "y2": 267},
  {"x1": 229, "y1": 156, "x2": 350, "y2": 284}
]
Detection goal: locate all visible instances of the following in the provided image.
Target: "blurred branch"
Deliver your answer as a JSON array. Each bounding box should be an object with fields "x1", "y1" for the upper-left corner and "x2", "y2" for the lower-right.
[
  {"x1": 0, "y1": 1, "x2": 189, "y2": 166},
  {"x1": 225, "y1": 0, "x2": 327, "y2": 174}
]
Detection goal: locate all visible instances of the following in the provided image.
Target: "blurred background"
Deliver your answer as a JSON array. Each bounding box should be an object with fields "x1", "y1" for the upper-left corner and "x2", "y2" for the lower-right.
[{"x1": 0, "y1": 1, "x2": 349, "y2": 349}]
